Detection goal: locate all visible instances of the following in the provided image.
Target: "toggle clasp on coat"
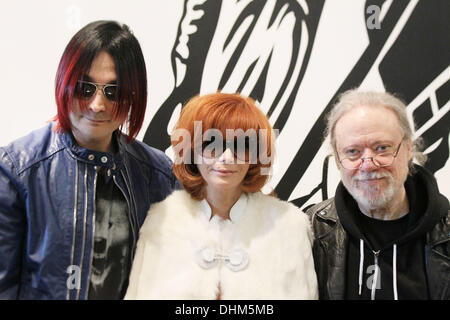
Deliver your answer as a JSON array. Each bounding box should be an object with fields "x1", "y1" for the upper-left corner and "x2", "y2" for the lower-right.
[{"x1": 196, "y1": 246, "x2": 249, "y2": 271}]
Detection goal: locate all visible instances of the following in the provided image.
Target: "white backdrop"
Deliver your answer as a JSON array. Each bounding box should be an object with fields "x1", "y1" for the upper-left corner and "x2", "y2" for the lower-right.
[{"x1": 1, "y1": 1, "x2": 448, "y2": 203}]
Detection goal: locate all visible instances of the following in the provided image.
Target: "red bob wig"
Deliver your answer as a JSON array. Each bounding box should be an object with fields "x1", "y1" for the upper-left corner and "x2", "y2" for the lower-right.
[{"x1": 172, "y1": 92, "x2": 275, "y2": 200}]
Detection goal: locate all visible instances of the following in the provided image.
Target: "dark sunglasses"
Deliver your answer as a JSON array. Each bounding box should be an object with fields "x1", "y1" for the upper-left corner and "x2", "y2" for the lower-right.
[
  {"x1": 201, "y1": 136, "x2": 259, "y2": 163},
  {"x1": 76, "y1": 80, "x2": 118, "y2": 102}
]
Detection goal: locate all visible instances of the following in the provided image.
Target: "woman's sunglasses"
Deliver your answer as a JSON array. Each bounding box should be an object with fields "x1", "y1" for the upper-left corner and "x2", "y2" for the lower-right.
[
  {"x1": 201, "y1": 136, "x2": 259, "y2": 163},
  {"x1": 76, "y1": 80, "x2": 118, "y2": 102}
]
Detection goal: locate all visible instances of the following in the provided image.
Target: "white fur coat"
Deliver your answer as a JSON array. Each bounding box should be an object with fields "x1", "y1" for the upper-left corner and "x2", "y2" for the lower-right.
[{"x1": 125, "y1": 189, "x2": 318, "y2": 300}]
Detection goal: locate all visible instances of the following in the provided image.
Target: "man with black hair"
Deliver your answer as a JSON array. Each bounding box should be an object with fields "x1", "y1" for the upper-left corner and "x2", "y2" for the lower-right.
[{"x1": 0, "y1": 21, "x2": 178, "y2": 299}]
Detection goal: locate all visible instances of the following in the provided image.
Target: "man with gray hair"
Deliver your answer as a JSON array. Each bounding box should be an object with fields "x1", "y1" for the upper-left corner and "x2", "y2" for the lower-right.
[{"x1": 306, "y1": 89, "x2": 449, "y2": 300}]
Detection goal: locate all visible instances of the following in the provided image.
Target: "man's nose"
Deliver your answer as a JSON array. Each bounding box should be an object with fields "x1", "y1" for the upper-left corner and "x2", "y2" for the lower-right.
[
  {"x1": 89, "y1": 90, "x2": 107, "y2": 113},
  {"x1": 359, "y1": 149, "x2": 378, "y2": 171}
]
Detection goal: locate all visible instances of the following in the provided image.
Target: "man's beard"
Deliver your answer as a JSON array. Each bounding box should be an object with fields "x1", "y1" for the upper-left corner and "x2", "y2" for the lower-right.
[{"x1": 343, "y1": 171, "x2": 400, "y2": 210}]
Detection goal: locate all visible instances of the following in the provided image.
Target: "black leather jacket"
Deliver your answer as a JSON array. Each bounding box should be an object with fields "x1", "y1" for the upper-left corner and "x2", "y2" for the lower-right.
[{"x1": 306, "y1": 197, "x2": 449, "y2": 299}]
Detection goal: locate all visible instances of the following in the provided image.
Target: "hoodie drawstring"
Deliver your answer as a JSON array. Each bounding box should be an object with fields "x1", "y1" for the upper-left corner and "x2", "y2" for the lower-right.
[
  {"x1": 393, "y1": 244, "x2": 398, "y2": 300},
  {"x1": 359, "y1": 239, "x2": 364, "y2": 295},
  {"x1": 359, "y1": 240, "x2": 400, "y2": 300},
  {"x1": 371, "y1": 250, "x2": 380, "y2": 300}
]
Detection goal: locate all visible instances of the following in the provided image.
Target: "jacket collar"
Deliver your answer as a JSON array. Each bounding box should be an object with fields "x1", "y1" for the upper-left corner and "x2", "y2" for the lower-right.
[
  {"x1": 199, "y1": 193, "x2": 248, "y2": 223},
  {"x1": 427, "y1": 210, "x2": 449, "y2": 247},
  {"x1": 60, "y1": 129, "x2": 123, "y2": 171},
  {"x1": 311, "y1": 198, "x2": 337, "y2": 222}
]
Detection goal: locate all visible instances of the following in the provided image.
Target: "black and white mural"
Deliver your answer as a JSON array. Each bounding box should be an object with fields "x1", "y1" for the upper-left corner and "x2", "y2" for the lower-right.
[
  {"x1": 142, "y1": 0, "x2": 450, "y2": 208},
  {"x1": 1, "y1": 0, "x2": 449, "y2": 206}
]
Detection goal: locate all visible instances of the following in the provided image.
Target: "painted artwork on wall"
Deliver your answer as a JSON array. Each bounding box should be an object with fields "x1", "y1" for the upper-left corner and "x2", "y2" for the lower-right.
[{"x1": 142, "y1": 0, "x2": 449, "y2": 207}]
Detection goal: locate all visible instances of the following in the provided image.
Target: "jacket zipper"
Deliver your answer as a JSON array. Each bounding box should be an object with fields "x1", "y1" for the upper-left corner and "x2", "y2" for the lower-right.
[
  {"x1": 75, "y1": 163, "x2": 89, "y2": 300},
  {"x1": 66, "y1": 160, "x2": 79, "y2": 300},
  {"x1": 120, "y1": 167, "x2": 138, "y2": 257},
  {"x1": 113, "y1": 173, "x2": 136, "y2": 259},
  {"x1": 84, "y1": 166, "x2": 99, "y2": 299}
]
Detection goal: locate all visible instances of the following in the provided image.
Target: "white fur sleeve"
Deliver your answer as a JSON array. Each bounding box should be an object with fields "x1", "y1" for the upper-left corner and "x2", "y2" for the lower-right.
[{"x1": 123, "y1": 233, "x2": 147, "y2": 300}]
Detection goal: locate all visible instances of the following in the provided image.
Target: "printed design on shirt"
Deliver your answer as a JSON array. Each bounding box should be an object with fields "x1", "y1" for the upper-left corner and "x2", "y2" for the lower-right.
[{"x1": 89, "y1": 176, "x2": 131, "y2": 299}]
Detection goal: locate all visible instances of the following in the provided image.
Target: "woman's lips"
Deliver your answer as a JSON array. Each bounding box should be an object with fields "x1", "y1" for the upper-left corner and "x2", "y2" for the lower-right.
[{"x1": 212, "y1": 169, "x2": 236, "y2": 176}]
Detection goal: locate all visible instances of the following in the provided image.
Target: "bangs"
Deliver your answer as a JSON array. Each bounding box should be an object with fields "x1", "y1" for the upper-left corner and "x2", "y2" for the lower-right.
[{"x1": 204, "y1": 104, "x2": 262, "y2": 136}]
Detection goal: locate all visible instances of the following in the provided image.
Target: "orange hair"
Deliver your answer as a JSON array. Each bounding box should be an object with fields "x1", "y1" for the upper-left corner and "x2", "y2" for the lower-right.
[{"x1": 172, "y1": 92, "x2": 275, "y2": 200}]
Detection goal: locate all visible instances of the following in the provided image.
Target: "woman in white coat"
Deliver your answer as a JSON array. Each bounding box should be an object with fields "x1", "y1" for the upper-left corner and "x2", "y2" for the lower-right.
[{"x1": 125, "y1": 92, "x2": 317, "y2": 299}]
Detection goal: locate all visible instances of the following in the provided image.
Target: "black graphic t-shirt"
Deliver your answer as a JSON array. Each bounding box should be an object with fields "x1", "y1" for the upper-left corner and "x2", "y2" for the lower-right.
[{"x1": 88, "y1": 169, "x2": 131, "y2": 300}]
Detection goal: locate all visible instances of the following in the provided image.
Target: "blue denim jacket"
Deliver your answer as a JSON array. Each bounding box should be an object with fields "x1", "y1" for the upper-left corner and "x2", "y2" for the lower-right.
[{"x1": 0, "y1": 123, "x2": 179, "y2": 299}]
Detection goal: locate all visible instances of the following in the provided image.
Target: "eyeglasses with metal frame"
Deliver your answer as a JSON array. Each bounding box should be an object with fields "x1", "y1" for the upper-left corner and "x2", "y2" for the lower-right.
[
  {"x1": 76, "y1": 80, "x2": 119, "y2": 102},
  {"x1": 337, "y1": 139, "x2": 404, "y2": 170}
]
